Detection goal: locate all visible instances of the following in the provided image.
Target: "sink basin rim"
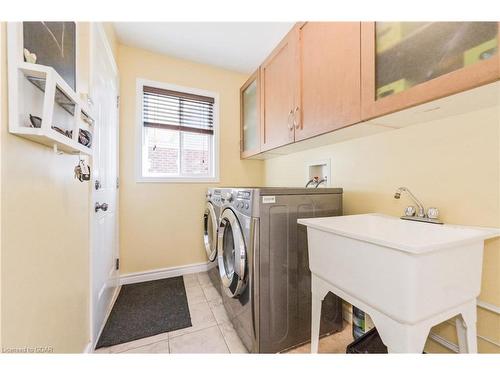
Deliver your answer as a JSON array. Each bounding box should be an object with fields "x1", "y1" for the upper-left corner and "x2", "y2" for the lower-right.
[{"x1": 298, "y1": 213, "x2": 500, "y2": 255}]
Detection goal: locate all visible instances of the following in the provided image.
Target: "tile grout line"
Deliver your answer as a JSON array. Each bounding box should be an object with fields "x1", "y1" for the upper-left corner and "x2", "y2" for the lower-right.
[
  {"x1": 217, "y1": 323, "x2": 232, "y2": 354},
  {"x1": 112, "y1": 333, "x2": 171, "y2": 354},
  {"x1": 204, "y1": 288, "x2": 231, "y2": 353},
  {"x1": 172, "y1": 273, "x2": 228, "y2": 353},
  {"x1": 200, "y1": 284, "x2": 210, "y2": 301},
  {"x1": 168, "y1": 319, "x2": 218, "y2": 340},
  {"x1": 172, "y1": 272, "x2": 197, "y2": 348},
  {"x1": 169, "y1": 274, "x2": 217, "y2": 342},
  {"x1": 200, "y1": 274, "x2": 231, "y2": 353},
  {"x1": 170, "y1": 271, "x2": 196, "y2": 351},
  {"x1": 205, "y1": 293, "x2": 219, "y2": 328}
]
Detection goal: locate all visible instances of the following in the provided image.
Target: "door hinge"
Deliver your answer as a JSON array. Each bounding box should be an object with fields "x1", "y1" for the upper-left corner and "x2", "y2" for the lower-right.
[
  {"x1": 115, "y1": 258, "x2": 120, "y2": 270},
  {"x1": 116, "y1": 177, "x2": 119, "y2": 189},
  {"x1": 116, "y1": 95, "x2": 120, "y2": 108}
]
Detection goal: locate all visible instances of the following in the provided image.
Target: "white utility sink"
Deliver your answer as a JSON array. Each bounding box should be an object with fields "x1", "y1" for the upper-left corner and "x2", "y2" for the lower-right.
[{"x1": 298, "y1": 213, "x2": 500, "y2": 353}]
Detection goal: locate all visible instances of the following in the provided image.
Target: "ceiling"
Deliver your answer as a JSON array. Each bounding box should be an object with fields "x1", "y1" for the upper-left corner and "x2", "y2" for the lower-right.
[{"x1": 113, "y1": 22, "x2": 294, "y2": 74}]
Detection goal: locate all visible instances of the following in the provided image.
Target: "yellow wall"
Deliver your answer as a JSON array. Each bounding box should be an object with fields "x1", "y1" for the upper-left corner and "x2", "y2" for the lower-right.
[
  {"x1": 117, "y1": 44, "x2": 264, "y2": 274},
  {"x1": 264, "y1": 106, "x2": 500, "y2": 353},
  {"x1": 0, "y1": 22, "x2": 114, "y2": 353}
]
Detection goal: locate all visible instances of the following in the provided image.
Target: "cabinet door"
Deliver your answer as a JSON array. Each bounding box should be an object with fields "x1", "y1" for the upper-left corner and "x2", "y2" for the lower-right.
[
  {"x1": 260, "y1": 26, "x2": 300, "y2": 152},
  {"x1": 362, "y1": 22, "x2": 500, "y2": 120},
  {"x1": 295, "y1": 22, "x2": 361, "y2": 141},
  {"x1": 240, "y1": 70, "x2": 260, "y2": 158}
]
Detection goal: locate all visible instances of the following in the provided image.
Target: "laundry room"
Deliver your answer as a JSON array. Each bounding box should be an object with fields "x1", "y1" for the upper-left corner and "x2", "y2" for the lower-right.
[{"x1": 0, "y1": 1, "x2": 500, "y2": 374}]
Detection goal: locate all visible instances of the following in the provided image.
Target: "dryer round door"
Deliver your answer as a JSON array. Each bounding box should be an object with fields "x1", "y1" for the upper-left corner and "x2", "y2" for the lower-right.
[
  {"x1": 217, "y1": 208, "x2": 247, "y2": 298},
  {"x1": 203, "y1": 202, "x2": 218, "y2": 262}
]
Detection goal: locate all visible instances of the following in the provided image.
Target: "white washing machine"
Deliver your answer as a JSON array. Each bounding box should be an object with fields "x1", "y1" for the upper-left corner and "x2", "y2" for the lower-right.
[{"x1": 203, "y1": 188, "x2": 224, "y2": 289}]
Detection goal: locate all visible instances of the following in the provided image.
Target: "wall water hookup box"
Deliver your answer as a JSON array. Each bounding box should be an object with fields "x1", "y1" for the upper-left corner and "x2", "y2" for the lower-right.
[{"x1": 306, "y1": 159, "x2": 331, "y2": 187}]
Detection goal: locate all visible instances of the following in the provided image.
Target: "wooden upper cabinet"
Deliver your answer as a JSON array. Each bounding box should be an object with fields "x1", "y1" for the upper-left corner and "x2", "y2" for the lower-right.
[
  {"x1": 295, "y1": 22, "x2": 361, "y2": 141},
  {"x1": 240, "y1": 70, "x2": 261, "y2": 158},
  {"x1": 260, "y1": 26, "x2": 300, "y2": 152},
  {"x1": 241, "y1": 22, "x2": 500, "y2": 158},
  {"x1": 361, "y1": 22, "x2": 500, "y2": 120}
]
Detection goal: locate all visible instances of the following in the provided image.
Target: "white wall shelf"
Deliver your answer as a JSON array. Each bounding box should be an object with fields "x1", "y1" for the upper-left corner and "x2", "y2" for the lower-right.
[{"x1": 7, "y1": 23, "x2": 94, "y2": 156}]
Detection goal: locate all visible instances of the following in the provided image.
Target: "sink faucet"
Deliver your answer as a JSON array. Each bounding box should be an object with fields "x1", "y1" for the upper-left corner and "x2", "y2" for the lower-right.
[
  {"x1": 394, "y1": 187, "x2": 443, "y2": 224},
  {"x1": 394, "y1": 187, "x2": 425, "y2": 217}
]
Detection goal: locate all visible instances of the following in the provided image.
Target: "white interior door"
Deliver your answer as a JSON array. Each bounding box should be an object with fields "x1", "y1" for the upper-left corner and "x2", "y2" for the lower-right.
[{"x1": 90, "y1": 23, "x2": 119, "y2": 347}]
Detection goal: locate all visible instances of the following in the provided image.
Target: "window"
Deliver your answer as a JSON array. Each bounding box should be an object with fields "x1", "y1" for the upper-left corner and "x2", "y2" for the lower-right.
[{"x1": 137, "y1": 79, "x2": 219, "y2": 182}]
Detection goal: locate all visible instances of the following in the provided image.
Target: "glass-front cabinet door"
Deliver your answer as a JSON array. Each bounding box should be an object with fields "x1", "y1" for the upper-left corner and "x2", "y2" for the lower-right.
[
  {"x1": 240, "y1": 70, "x2": 261, "y2": 158},
  {"x1": 361, "y1": 22, "x2": 500, "y2": 120}
]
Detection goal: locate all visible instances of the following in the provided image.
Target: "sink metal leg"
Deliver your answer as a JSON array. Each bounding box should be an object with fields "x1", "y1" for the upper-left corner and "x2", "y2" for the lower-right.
[
  {"x1": 311, "y1": 275, "x2": 329, "y2": 354},
  {"x1": 309, "y1": 275, "x2": 480, "y2": 354},
  {"x1": 391, "y1": 326, "x2": 429, "y2": 353},
  {"x1": 311, "y1": 293, "x2": 322, "y2": 354},
  {"x1": 371, "y1": 311, "x2": 430, "y2": 353},
  {"x1": 456, "y1": 300, "x2": 478, "y2": 353},
  {"x1": 456, "y1": 316, "x2": 468, "y2": 353}
]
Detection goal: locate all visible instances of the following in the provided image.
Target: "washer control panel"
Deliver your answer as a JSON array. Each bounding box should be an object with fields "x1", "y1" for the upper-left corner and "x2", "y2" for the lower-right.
[{"x1": 234, "y1": 190, "x2": 252, "y2": 215}]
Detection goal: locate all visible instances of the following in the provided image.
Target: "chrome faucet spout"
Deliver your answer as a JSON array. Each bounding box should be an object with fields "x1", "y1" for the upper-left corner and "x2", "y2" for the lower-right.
[{"x1": 394, "y1": 187, "x2": 426, "y2": 218}]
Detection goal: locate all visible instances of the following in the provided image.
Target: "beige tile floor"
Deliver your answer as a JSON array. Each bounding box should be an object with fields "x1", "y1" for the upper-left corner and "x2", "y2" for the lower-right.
[{"x1": 94, "y1": 272, "x2": 353, "y2": 354}]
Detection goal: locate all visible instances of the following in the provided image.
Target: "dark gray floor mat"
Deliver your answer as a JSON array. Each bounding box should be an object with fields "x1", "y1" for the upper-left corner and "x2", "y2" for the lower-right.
[{"x1": 95, "y1": 276, "x2": 191, "y2": 349}]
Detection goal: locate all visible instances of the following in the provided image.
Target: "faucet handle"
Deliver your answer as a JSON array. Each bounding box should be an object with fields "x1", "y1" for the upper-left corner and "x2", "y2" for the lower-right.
[
  {"x1": 404, "y1": 206, "x2": 416, "y2": 217},
  {"x1": 427, "y1": 207, "x2": 439, "y2": 219}
]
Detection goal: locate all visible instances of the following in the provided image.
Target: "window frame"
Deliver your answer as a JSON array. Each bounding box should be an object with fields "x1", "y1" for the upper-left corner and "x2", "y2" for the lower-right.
[{"x1": 136, "y1": 78, "x2": 220, "y2": 183}]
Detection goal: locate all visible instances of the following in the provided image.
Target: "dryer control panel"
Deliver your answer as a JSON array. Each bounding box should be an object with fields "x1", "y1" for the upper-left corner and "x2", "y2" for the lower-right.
[{"x1": 207, "y1": 188, "x2": 222, "y2": 205}]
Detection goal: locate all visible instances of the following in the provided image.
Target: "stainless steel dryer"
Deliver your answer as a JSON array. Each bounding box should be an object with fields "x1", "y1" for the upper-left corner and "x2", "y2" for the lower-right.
[
  {"x1": 203, "y1": 188, "x2": 223, "y2": 289},
  {"x1": 217, "y1": 187, "x2": 344, "y2": 353}
]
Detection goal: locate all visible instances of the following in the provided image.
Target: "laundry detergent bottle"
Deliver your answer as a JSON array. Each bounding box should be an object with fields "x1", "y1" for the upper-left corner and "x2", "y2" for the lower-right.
[{"x1": 352, "y1": 306, "x2": 366, "y2": 339}]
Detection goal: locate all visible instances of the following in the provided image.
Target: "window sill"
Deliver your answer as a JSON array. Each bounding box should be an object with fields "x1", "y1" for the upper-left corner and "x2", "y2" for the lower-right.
[{"x1": 136, "y1": 176, "x2": 220, "y2": 184}]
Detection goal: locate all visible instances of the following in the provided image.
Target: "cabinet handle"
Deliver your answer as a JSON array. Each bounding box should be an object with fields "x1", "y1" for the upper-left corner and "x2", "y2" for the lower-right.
[
  {"x1": 287, "y1": 109, "x2": 294, "y2": 130},
  {"x1": 293, "y1": 106, "x2": 300, "y2": 129}
]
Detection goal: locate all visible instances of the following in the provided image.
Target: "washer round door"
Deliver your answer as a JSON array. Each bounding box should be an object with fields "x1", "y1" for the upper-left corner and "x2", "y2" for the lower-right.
[
  {"x1": 203, "y1": 202, "x2": 218, "y2": 262},
  {"x1": 217, "y1": 208, "x2": 247, "y2": 298}
]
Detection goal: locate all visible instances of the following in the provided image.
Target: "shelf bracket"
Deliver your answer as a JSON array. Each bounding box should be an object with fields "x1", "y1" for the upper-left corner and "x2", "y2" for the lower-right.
[{"x1": 53, "y1": 143, "x2": 64, "y2": 155}]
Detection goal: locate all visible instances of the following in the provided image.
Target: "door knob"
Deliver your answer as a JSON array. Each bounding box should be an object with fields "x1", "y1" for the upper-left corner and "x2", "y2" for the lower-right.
[{"x1": 95, "y1": 202, "x2": 108, "y2": 212}]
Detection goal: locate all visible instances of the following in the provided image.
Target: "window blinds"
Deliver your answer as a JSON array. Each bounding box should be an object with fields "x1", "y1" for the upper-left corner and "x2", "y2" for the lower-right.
[{"x1": 143, "y1": 85, "x2": 214, "y2": 135}]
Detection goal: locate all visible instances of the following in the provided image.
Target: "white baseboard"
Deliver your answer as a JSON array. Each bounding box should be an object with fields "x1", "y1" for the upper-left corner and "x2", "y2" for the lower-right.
[
  {"x1": 444, "y1": 317, "x2": 500, "y2": 348},
  {"x1": 120, "y1": 261, "x2": 215, "y2": 285},
  {"x1": 428, "y1": 332, "x2": 459, "y2": 353},
  {"x1": 82, "y1": 342, "x2": 93, "y2": 354},
  {"x1": 477, "y1": 299, "x2": 500, "y2": 315}
]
